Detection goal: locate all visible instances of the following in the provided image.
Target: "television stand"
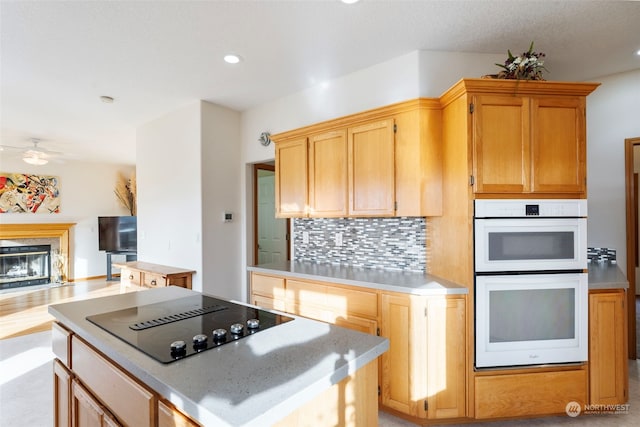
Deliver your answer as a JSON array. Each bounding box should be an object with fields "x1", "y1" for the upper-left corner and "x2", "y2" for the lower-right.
[{"x1": 106, "y1": 251, "x2": 137, "y2": 281}]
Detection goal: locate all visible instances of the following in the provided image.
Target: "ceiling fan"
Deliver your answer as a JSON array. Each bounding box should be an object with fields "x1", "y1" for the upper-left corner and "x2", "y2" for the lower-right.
[{"x1": 0, "y1": 138, "x2": 64, "y2": 165}]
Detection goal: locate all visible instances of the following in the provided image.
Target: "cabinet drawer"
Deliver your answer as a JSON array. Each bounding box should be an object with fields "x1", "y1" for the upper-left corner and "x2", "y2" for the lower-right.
[
  {"x1": 475, "y1": 368, "x2": 587, "y2": 418},
  {"x1": 286, "y1": 279, "x2": 328, "y2": 306},
  {"x1": 142, "y1": 272, "x2": 165, "y2": 288},
  {"x1": 71, "y1": 336, "x2": 154, "y2": 427},
  {"x1": 52, "y1": 322, "x2": 72, "y2": 367},
  {"x1": 251, "y1": 294, "x2": 286, "y2": 312},
  {"x1": 121, "y1": 269, "x2": 141, "y2": 286},
  {"x1": 251, "y1": 273, "x2": 286, "y2": 299},
  {"x1": 327, "y1": 286, "x2": 378, "y2": 319}
]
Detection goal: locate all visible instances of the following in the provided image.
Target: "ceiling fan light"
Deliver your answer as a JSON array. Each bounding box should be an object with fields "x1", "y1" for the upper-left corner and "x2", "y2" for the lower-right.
[{"x1": 23, "y1": 152, "x2": 48, "y2": 165}]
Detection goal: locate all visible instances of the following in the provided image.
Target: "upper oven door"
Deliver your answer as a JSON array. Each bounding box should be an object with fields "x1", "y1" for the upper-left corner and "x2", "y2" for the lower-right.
[{"x1": 474, "y1": 218, "x2": 587, "y2": 273}]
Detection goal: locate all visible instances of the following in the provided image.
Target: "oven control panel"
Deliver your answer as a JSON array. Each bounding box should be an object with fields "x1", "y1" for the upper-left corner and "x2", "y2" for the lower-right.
[{"x1": 475, "y1": 199, "x2": 587, "y2": 218}]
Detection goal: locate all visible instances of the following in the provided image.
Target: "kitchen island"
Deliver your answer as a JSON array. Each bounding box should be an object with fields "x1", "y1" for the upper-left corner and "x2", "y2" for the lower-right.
[{"x1": 49, "y1": 286, "x2": 388, "y2": 427}]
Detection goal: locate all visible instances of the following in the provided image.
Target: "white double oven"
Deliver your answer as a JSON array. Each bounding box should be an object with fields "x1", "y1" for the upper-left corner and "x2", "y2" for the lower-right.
[{"x1": 474, "y1": 199, "x2": 588, "y2": 369}]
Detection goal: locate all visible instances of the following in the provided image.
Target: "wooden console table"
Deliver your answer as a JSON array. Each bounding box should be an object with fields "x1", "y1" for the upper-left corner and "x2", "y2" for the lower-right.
[{"x1": 112, "y1": 261, "x2": 195, "y2": 290}]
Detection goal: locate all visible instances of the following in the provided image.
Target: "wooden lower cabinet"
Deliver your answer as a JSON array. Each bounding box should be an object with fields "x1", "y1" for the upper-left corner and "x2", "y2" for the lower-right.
[
  {"x1": 380, "y1": 292, "x2": 466, "y2": 420},
  {"x1": 250, "y1": 273, "x2": 467, "y2": 421},
  {"x1": 71, "y1": 379, "x2": 122, "y2": 427},
  {"x1": 158, "y1": 400, "x2": 201, "y2": 427},
  {"x1": 589, "y1": 289, "x2": 628, "y2": 405},
  {"x1": 474, "y1": 367, "x2": 588, "y2": 419},
  {"x1": 54, "y1": 359, "x2": 73, "y2": 427}
]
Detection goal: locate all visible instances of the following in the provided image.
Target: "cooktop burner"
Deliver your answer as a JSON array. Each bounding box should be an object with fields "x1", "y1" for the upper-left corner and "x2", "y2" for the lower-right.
[{"x1": 86, "y1": 294, "x2": 293, "y2": 363}]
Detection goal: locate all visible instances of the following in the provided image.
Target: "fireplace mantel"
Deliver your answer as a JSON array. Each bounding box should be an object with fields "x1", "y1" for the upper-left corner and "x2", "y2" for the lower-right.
[{"x1": 0, "y1": 223, "x2": 75, "y2": 281}]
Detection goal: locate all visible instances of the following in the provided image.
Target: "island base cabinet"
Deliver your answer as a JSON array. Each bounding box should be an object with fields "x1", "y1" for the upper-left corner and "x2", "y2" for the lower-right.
[
  {"x1": 54, "y1": 359, "x2": 72, "y2": 427},
  {"x1": 71, "y1": 336, "x2": 155, "y2": 427},
  {"x1": 72, "y1": 379, "x2": 122, "y2": 427},
  {"x1": 275, "y1": 359, "x2": 379, "y2": 427},
  {"x1": 158, "y1": 400, "x2": 201, "y2": 427},
  {"x1": 474, "y1": 367, "x2": 588, "y2": 419}
]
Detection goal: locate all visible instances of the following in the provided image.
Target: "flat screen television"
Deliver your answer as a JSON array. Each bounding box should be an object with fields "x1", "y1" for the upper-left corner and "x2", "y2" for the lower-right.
[{"x1": 98, "y1": 216, "x2": 137, "y2": 252}]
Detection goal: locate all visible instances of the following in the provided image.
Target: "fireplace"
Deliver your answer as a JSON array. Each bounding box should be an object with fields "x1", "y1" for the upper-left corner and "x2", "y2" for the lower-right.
[
  {"x1": 0, "y1": 245, "x2": 52, "y2": 290},
  {"x1": 0, "y1": 223, "x2": 74, "y2": 284}
]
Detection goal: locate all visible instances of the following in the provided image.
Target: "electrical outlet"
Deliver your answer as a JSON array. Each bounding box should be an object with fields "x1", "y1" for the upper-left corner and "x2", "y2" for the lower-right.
[
  {"x1": 335, "y1": 232, "x2": 343, "y2": 247},
  {"x1": 302, "y1": 231, "x2": 309, "y2": 244}
]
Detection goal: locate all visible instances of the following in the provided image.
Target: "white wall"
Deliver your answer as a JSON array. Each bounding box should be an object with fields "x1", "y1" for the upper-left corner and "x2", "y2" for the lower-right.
[
  {"x1": 136, "y1": 100, "x2": 242, "y2": 298},
  {"x1": 587, "y1": 69, "x2": 640, "y2": 272},
  {"x1": 0, "y1": 157, "x2": 134, "y2": 280},
  {"x1": 201, "y1": 101, "x2": 242, "y2": 300},
  {"x1": 137, "y1": 102, "x2": 203, "y2": 289}
]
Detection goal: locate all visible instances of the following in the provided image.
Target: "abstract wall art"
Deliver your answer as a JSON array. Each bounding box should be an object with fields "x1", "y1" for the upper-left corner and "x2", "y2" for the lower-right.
[{"x1": 0, "y1": 172, "x2": 60, "y2": 213}]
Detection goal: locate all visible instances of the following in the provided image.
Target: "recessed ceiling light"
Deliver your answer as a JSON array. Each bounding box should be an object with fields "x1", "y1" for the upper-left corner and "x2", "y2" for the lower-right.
[
  {"x1": 636, "y1": 49, "x2": 640, "y2": 56},
  {"x1": 224, "y1": 54, "x2": 242, "y2": 64},
  {"x1": 100, "y1": 96, "x2": 114, "y2": 103},
  {"x1": 341, "y1": 0, "x2": 360, "y2": 4}
]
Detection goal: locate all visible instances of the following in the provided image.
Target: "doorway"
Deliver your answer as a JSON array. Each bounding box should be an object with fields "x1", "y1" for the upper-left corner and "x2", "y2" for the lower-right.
[
  {"x1": 253, "y1": 163, "x2": 289, "y2": 265},
  {"x1": 624, "y1": 136, "x2": 640, "y2": 359}
]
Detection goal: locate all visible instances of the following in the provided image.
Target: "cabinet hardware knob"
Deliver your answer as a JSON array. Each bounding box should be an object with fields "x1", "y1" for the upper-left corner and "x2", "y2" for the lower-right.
[
  {"x1": 151, "y1": 279, "x2": 157, "y2": 286},
  {"x1": 129, "y1": 275, "x2": 134, "y2": 280}
]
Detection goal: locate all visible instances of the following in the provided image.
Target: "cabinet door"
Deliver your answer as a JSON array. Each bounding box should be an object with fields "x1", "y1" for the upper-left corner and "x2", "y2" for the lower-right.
[
  {"x1": 308, "y1": 129, "x2": 348, "y2": 217},
  {"x1": 530, "y1": 96, "x2": 586, "y2": 194},
  {"x1": 71, "y1": 379, "x2": 122, "y2": 427},
  {"x1": 275, "y1": 137, "x2": 308, "y2": 217},
  {"x1": 472, "y1": 95, "x2": 530, "y2": 194},
  {"x1": 426, "y1": 297, "x2": 466, "y2": 419},
  {"x1": 54, "y1": 359, "x2": 72, "y2": 427},
  {"x1": 348, "y1": 119, "x2": 395, "y2": 216},
  {"x1": 380, "y1": 293, "x2": 425, "y2": 417},
  {"x1": 589, "y1": 290, "x2": 628, "y2": 405}
]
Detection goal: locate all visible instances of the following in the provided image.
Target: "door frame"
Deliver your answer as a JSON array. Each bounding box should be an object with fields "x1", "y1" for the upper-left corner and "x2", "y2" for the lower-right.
[
  {"x1": 253, "y1": 163, "x2": 290, "y2": 265},
  {"x1": 624, "y1": 136, "x2": 640, "y2": 359}
]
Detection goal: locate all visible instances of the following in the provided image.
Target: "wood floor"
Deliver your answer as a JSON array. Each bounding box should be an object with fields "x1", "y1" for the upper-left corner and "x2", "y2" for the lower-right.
[{"x1": 0, "y1": 279, "x2": 145, "y2": 339}]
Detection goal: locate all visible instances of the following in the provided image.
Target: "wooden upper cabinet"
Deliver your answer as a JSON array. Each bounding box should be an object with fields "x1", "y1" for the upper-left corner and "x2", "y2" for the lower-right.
[
  {"x1": 308, "y1": 130, "x2": 348, "y2": 217},
  {"x1": 439, "y1": 78, "x2": 598, "y2": 199},
  {"x1": 530, "y1": 96, "x2": 586, "y2": 194},
  {"x1": 348, "y1": 119, "x2": 396, "y2": 216},
  {"x1": 473, "y1": 95, "x2": 530, "y2": 194},
  {"x1": 275, "y1": 137, "x2": 308, "y2": 217},
  {"x1": 473, "y1": 94, "x2": 587, "y2": 196}
]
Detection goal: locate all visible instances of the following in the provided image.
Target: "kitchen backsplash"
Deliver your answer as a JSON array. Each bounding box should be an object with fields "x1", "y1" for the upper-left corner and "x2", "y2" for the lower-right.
[{"x1": 293, "y1": 217, "x2": 426, "y2": 272}]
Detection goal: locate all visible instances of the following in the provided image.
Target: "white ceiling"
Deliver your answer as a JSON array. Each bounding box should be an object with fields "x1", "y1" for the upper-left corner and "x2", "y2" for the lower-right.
[{"x1": 2, "y1": 0, "x2": 639, "y2": 165}]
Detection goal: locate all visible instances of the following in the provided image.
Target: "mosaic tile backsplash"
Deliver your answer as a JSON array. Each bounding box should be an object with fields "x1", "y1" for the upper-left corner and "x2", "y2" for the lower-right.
[{"x1": 293, "y1": 217, "x2": 426, "y2": 272}]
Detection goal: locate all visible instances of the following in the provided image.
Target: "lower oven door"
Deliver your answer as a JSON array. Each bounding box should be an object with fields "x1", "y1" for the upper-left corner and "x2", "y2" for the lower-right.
[{"x1": 475, "y1": 272, "x2": 588, "y2": 368}]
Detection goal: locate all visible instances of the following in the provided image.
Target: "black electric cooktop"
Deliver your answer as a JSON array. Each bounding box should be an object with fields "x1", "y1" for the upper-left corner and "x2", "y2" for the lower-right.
[{"x1": 86, "y1": 294, "x2": 294, "y2": 364}]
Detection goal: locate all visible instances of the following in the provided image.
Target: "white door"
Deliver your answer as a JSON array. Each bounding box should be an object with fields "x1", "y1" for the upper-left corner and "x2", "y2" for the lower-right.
[{"x1": 257, "y1": 169, "x2": 287, "y2": 264}]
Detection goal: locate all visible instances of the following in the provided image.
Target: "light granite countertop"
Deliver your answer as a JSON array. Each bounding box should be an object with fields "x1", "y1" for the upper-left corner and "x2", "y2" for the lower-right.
[
  {"x1": 49, "y1": 286, "x2": 388, "y2": 427},
  {"x1": 247, "y1": 261, "x2": 468, "y2": 295},
  {"x1": 588, "y1": 262, "x2": 629, "y2": 290}
]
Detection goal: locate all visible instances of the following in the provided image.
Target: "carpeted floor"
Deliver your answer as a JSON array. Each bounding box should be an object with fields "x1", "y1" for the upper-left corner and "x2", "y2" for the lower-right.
[{"x1": 1, "y1": 330, "x2": 639, "y2": 427}]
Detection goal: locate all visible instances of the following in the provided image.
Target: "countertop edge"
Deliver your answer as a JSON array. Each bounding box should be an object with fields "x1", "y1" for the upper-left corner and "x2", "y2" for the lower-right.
[{"x1": 247, "y1": 263, "x2": 469, "y2": 296}]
